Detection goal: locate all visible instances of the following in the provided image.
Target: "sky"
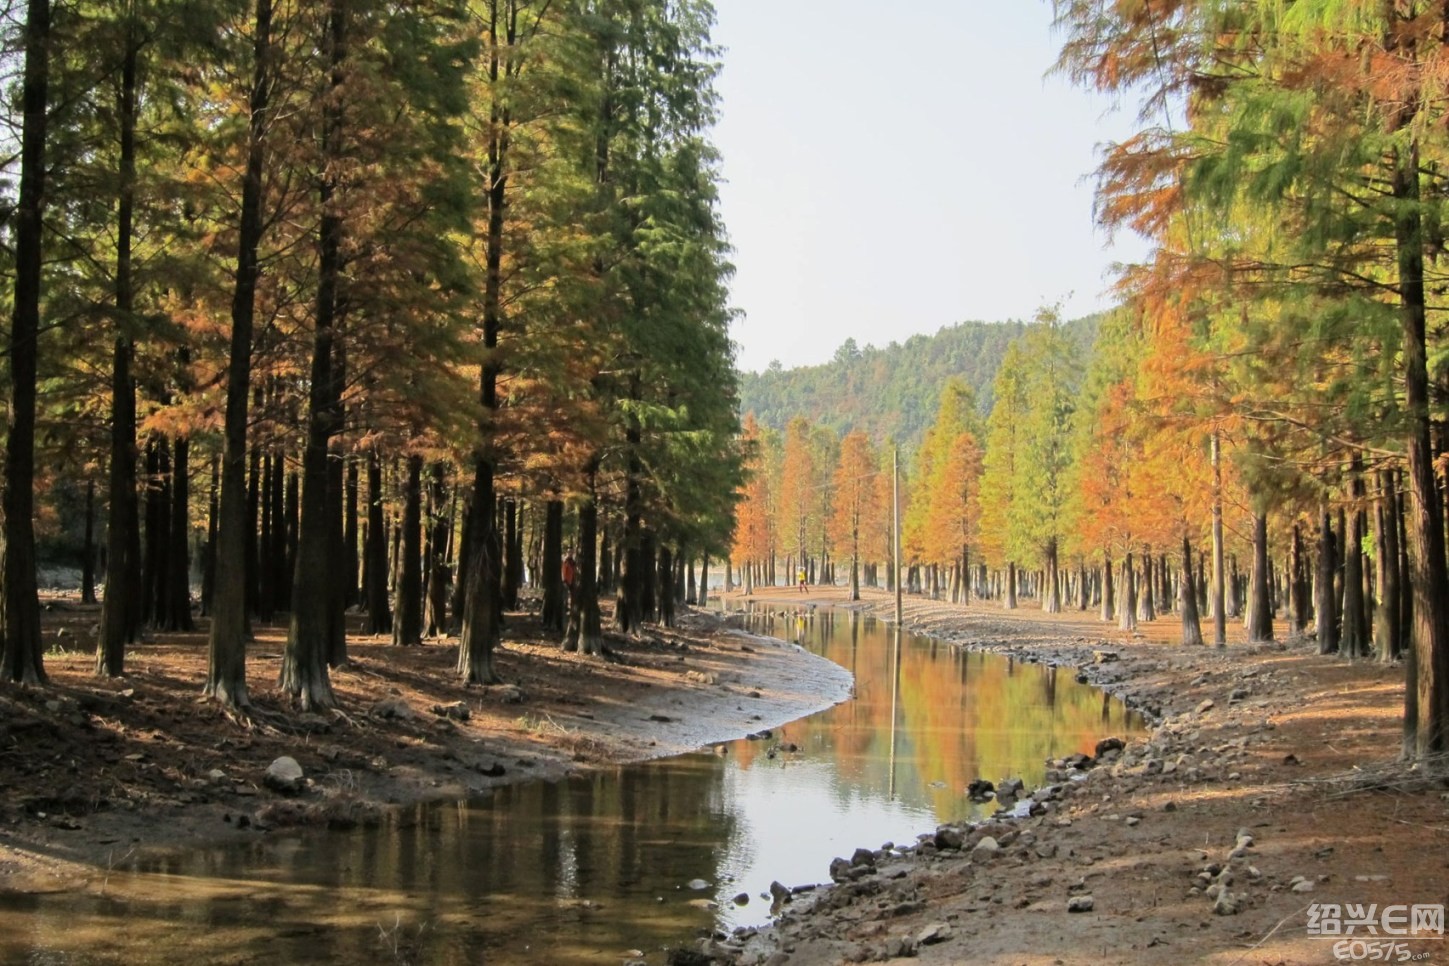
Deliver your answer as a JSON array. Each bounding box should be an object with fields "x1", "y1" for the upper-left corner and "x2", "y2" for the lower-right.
[{"x1": 710, "y1": 1, "x2": 1153, "y2": 374}]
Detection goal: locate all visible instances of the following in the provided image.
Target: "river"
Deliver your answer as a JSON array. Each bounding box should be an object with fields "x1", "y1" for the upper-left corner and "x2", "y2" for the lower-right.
[{"x1": 0, "y1": 604, "x2": 1143, "y2": 964}]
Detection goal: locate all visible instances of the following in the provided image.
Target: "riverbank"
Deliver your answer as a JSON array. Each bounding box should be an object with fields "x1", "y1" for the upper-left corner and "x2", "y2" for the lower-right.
[
  {"x1": 715, "y1": 586, "x2": 1448, "y2": 965},
  {"x1": 0, "y1": 595, "x2": 852, "y2": 895}
]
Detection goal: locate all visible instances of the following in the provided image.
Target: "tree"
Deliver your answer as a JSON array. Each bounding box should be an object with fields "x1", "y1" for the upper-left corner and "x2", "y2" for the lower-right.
[
  {"x1": 979, "y1": 340, "x2": 1031, "y2": 608},
  {"x1": 1013, "y1": 312, "x2": 1079, "y2": 613},
  {"x1": 830, "y1": 430, "x2": 879, "y2": 601},
  {"x1": 1, "y1": 0, "x2": 52, "y2": 686}
]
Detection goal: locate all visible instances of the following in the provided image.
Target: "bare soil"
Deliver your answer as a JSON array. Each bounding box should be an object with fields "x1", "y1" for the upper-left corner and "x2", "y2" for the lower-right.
[
  {"x1": 0, "y1": 593, "x2": 850, "y2": 894},
  {"x1": 718, "y1": 587, "x2": 1449, "y2": 966}
]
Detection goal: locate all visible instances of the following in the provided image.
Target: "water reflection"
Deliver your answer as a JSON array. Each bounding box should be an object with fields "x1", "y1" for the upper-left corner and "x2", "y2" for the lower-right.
[{"x1": 0, "y1": 605, "x2": 1143, "y2": 965}]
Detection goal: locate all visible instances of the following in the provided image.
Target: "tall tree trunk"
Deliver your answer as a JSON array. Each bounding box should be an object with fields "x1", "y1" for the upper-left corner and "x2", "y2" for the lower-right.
[
  {"x1": 98, "y1": 17, "x2": 140, "y2": 674},
  {"x1": 344, "y1": 455, "x2": 360, "y2": 607},
  {"x1": 1394, "y1": 140, "x2": 1449, "y2": 757},
  {"x1": 1004, "y1": 561, "x2": 1018, "y2": 610},
  {"x1": 639, "y1": 529, "x2": 657, "y2": 623},
  {"x1": 565, "y1": 464, "x2": 604, "y2": 656},
  {"x1": 206, "y1": 0, "x2": 272, "y2": 708},
  {"x1": 141, "y1": 440, "x2": 166, "y2": 626},
  {"x1": 201, "y1": 455, "x2": 218, "y2": 617},
  {"x1": 325, "y1": 451, "x2": 346, "y2": 666},
  {"x1": 268, "y1": 438, "x2": 288, "y2": 613},
  {"x1": 282, "y1": 0, "x2": 348, "y2": 708},
  {"x1": 1, "y1": 0, "x2": 49, "y2": 685},
  {"x1": 457, "y1": 2, "x2": 523, "y2": 684},
  {"x1": 245, "y1": 432, "x2": 262, "y2": 620},
  {"x1": 1290, "y1": 523, "x2": 1312, "y2": 637},
  {"x1": 1138, "y1": 551, "x2": 1155, "y2": 623},
  {"x1": 1342, "y1": 463, "x2": 1370, "y2": 659},
  {"x1": 392, "y1": 454, "x2": 423, "y2": 647},
  {"x1": 658, "y1": 544, "x2": 675, "y2": 628},
  {"x1": 163, "y1": 433, "x2": 193, "y2": 631},
  {"x1": 1180, "y1": 535, "x2": 1204, "y2": 646},
  {"x1": 82, "y1": 480, "x2": 97, "y2": 605},
  {"x1": 1317, "y1": 505, "x2": 1339, "y2": 654},
  {"x1": 1376, "y1": 469, "x2": 1403, "y2": 663},
  {"x1": 425, "y1": 463, "x2": 452, "y2": 638},
  {"x1": 364, "y1": 449, "x2": 391, "y2": 634},
  {"x1": 1119, "y1": 552, "x2": 1137, "y2": 631},
  {"x1": 1247, "y1": 511, "x2": 1273, "y2": 642},
  {"x1": 1210, "y1": 429, "x2": 1227, "y2": 646},
  {"x1": 1100, "y1": 552, "x2": 1114, "y2": 622},
  {"x1": 618, "y1": 397, "x2": 645, "y2": 634},
  {"x1": 540, "y1": 499, "x2": 565, "y2": 633},
  {"x1": 1043, "y1": 538, "x2": 1061, "y2": 613}
]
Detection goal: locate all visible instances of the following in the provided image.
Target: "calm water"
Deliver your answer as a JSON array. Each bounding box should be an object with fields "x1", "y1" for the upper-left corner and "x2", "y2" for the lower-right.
[{"x1": 0, "y1": 605, "x2": 1143, "y2": 964}]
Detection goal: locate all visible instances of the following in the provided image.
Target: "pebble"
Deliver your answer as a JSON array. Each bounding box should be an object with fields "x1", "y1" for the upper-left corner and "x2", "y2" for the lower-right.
[{"x1": 1067, "y1": 895, "x2": 1095, "y2": 913}]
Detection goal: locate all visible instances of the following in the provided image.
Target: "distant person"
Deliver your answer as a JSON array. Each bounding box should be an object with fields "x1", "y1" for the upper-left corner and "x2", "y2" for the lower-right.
[
  {"x1": 798, "y1": 567, "x2": 807, "y2": 593},
  {"x1": 562, "y1": 554, "x2": 578, "y2": 603}
]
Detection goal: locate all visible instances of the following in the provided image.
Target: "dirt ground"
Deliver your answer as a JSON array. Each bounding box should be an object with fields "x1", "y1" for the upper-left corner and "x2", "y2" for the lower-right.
[
  {"x1": 0, "y1": 592, "x2": 851, "y2": 894},
  {"x1": 4, "y1": 585, "x2": 1448, "y2": 966},
  {"x1": 715, "y1": 586, "x2": 1449, "y2": 966}
]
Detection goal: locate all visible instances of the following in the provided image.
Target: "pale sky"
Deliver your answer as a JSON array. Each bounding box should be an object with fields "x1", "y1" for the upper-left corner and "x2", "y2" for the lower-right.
[{"x1": 711, "y1": 1, "x2": 1153, "y2": 373}]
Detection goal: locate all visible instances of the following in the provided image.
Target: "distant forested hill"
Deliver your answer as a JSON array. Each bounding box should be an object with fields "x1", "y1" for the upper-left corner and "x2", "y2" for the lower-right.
[{"x1": 737, "y1": 315, "x2": 1100, "y2": 450}]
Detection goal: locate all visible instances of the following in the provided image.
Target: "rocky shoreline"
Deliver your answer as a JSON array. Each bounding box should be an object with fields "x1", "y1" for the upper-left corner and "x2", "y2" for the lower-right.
[{"x1": 695, "y1": 588, "x2": 1446, "y2": 966}]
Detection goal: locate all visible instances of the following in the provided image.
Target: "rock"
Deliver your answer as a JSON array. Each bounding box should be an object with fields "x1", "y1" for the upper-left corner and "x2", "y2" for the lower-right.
[
  {"x1": 497, "y1": 686, "x2": 524, "y2": 705},
  {"x1": 1214, "y1": 891, "x2": 1243, "y2": 916},
  {"x1": 1064, "y1": 753, "x2": 1093, "y2": 770},
  {"x1": 851, "y1": 847, "x2": 877, "y2": 869},
  {"x1": 1125, "y1": 816, "x2": 1141, "y2": 827},
  {"x1": 1229, "y1": 687, "x2": 1250, "y2": 703},
  {"x1": 431, "y1": 701, "x2": 471, "y2": 722},
  {"x1": 1094, "y1": 737, "x2": 1125, "y2": 758},
  {"x1": 997, "y1": 777, "x2": 1026, "y2": 799},
  {"x1": 934, "y1": 825, "x2": 966, "y2": 850},
  {"x1": 769, "y1": 881, "x2": 790, "y2": 904},
  {"x1": 733, "y1": 892, "x2": 750, "y2": 905},
  {"x1": 967, "y1": 778, "x2": 995, "y2": 801},
  {"x1": 687, "y1": 878, "x2": 711, "y2": 891},
  {"x1": 1291, "y1": 877, "x2": 1315, "y2": 893},
  {"x1": 370, "y1": 698, "x2": 416, "y2": 720},
  {"x1": 971, "y1": 836, "x2": 1001, "y2": 859},
  {"x1": 916, "y1": 922, "x2": 953, "y2": 946},
  {"x1": 883, "y1": 936, "x2": 916, "y2": 959},
  {"x1": 207, "y1": 769, "x2": 228, "y2": 783},
  {"x1": 1092, "y1": 650, "x2": 1120, "y2": 664},
  {"x1": 1196, "y1": 699, "x2": 1215, "y2": 715},
  {"x1": 476, "y1": 762, "x2": 506, "y2": 778},
  {"x1": 1067, "y1": 895, "x2": 1095, "y2": 913},
  {"x1": 263, "y1": 756, "x2": 305, "y2": 795}
]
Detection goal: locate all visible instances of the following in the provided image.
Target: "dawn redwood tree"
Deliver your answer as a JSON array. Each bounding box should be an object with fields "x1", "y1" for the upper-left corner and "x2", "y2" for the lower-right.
[
  {"x1": 282, "y1": 0, "x2": 348, "y2": 709},
  {"x1": 980, "y1": 339, "x2": 1031, "y2": 609},
  {"x1": 392, "y1": 454, "x2": 425, "y2": 647},
  {"x1": 830, "y1": 430, "x2": 878, "y2": 601},
  {"x1": 2, "y1": 0, "x2": 52, "y2": 686},
  {"x1": 1014, "y1": 311, "x2": 1079, "y2": 613},
  {"x1": 207, "y1": 0, "x2": 275, "y2": 709},
  {"x1": 775, "y1": 416, "x2": 817, "y2": 588}
]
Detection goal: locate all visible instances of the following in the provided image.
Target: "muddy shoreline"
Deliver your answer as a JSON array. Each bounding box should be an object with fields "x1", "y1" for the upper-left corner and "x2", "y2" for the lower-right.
[
  {"x1": 711, "y1": 587, "x2": 1448, "y2": 965},
  {"x1": 0, "y1": 600, "x2": 852, "y2": 896}
]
